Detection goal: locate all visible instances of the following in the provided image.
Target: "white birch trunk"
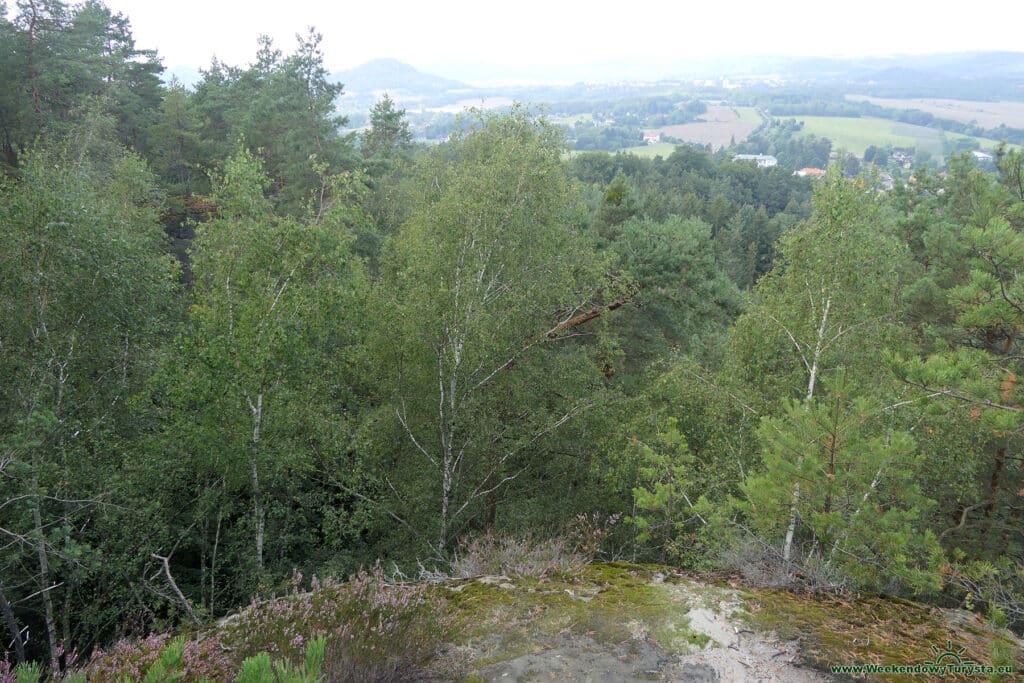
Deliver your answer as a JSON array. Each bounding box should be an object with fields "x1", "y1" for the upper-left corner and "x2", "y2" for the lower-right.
[{"x1": 782, "y1": 296, "x2": 830, "y2": 564}]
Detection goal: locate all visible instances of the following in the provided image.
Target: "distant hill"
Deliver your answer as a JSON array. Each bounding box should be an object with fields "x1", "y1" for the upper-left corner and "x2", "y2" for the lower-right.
[{"x1": 332, "y1": 58, "x2": 472, "y2": 95}]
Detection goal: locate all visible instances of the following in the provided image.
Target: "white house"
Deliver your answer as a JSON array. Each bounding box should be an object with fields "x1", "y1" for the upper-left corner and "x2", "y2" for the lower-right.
[{"x1": 733, "y1": 154, "x2": 778, "y2": 168}]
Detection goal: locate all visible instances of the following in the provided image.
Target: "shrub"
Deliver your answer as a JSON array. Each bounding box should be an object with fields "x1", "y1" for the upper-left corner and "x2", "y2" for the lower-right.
[
  {"x1": 219, "y1": 564, "x2": 452, "y2": 681},
  {"x1": 180, "y1": 635, "x2": 235, "y2": 682},
  {"x1": 720, "y1": 536, "x2": 848, "y2": 593},
  {"x1": 236, "y1": 638, "x2": 325, "y2": 683},
  {"x1": 83, "y1": 632, "x2": 232, "y2": 683},
  {"x1": 450, "y1": 532, "x2": 589, "y2": 580},
  {"x1": 87, "y1": 633, "x2": 170, "y2": 682},
  {"x1": 568, "y1": 512, "x2": 623, "y2": 561},
  {"x1": 0, "y1": 661, "x2": 40, "y2": 683}
]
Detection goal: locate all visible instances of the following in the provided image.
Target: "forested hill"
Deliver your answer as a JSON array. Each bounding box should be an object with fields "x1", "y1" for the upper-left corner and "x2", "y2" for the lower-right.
[
  {"x1": 331, "y1": 58, "x2": 471, "y2": 95},
  {"x1": 1, "y1": 1, "x2": 1022, "y2": 679}
]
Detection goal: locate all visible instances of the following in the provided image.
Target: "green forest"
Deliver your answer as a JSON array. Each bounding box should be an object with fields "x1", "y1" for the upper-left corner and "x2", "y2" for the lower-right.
[{"x1": 1, "y1": 2, "x2": 1022, "y2": 679}]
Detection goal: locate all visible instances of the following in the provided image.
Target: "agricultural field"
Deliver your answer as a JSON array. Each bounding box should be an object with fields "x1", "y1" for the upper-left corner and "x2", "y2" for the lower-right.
[
  {"x1": 617, "y1": 141, "x2": 678, "y2": 158},
  {"x1": 638, "y1": 105, "x2": 763, "y2": 151},
  {"x1": 550, "y1": 113, "x2": 594, "y2": 125},
  {"x1": 795, "y1": 115, "x2": 1004, "y2": 158},
  {"x1": 846, "y1": 95, "x2": 1024, "y2": 129}
]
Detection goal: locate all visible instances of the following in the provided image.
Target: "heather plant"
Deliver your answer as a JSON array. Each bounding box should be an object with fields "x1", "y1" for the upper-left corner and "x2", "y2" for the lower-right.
[
  {"x1": 219, "y1": 565, "x2": 451, "y2": 679},
  {"x1": 569, "y1": 512, "x2": 624, "y2": 560},
  {"x1": 180, "y1": 635, "x2": 235, "y2": 682},
  {"x1": 83, "y1": 633, "x2": 232, "y2": 683},
  {"x1": 88, "y1": 633, "x2": 171, "y2": 682},
  {"x1": 450, "y1": 532, "x2": 591, "y2": 580}
]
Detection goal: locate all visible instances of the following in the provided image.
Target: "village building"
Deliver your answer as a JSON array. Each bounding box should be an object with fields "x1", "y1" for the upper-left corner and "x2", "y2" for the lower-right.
[{"x1": 733, "y1": 153, "x2": 778, "y2": 168}]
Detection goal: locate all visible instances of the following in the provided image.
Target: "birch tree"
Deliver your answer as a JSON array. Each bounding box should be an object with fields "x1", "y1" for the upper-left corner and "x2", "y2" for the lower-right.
[
  {"x1": 371, "y1": 109, "x2": 622, "y2": 554},
  {"x1": 160, "y1": 149, "x2": 366, "y2": 583},
  {"x1": 0, "y1": 134, "x2": 177, "y2": 671},
  {"x1": 726, "y1": 171, "x2": 913, "y2": 564}
]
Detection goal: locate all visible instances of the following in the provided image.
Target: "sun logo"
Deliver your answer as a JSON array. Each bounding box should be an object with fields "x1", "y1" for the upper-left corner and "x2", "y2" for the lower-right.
[{"x1": 922, "y1": 640, "x2": 973, "y2": 667}]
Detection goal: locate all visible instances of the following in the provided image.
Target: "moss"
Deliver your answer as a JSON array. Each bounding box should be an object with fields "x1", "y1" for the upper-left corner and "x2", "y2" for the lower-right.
[
  {"x1": 744, "y1": 587, "x2": 1024, "y2": 676},
  {"x1": 653, "y1": 619, "x2": 713, "y2": 652},
  {"x1": 439, "y1": 563, "x2": 703, "y2": 667}
]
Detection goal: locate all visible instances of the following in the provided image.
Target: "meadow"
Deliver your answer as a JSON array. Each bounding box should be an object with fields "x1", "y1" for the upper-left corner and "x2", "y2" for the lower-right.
[{"x1": 795, "y1": 115, "x2": 1003, "y2": 157}]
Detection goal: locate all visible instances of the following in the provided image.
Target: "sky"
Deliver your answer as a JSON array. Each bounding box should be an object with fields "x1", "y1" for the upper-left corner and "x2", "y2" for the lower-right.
[{"x1": 102, "y1": 0, "x2": 1024, "y2": 78}]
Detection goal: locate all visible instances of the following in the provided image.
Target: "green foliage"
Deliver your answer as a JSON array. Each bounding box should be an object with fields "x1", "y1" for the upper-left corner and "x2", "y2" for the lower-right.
[
  {"x1": 738, "y1": 375, "x2": 943, "y2": 594},
  {"x1": 0, "y1": 129, "x2": 179, "y2": 665},
  {"x1": 629, "y1": 419, "x2": 705, "y2": 565},
  {"x1": 609, "y1": 215, "x2": 739, "y2": 369},
  {"x1": 7, "y1": 3, "x2": 1024, "y2": 659},
  {"x1": 13, "y1": 662, "x2": 41, "y2": 683},
  {"x1": 369, "y1": 107, "x2": 620, "y2": 553},
  {"x1": 726, "y1": 169, "x2": 911, "y2": 408},
  {"x1": 237, "y1": 653, "x2": 274, "y2": 683},
  {"x1": 236, "y1": 638, "x2": 326, "y2": 683},
  {"x1": 0, "y1": 0, "x2": 164, "y2": 165},
  {"x1": 140, "y1": 148, "x2": 370, "y2": 603},
  {"x1": 191, "y1": 30, "x2": 353, "y2": 214},
  {"x1": 141, "y1": 638, "x2": 185, "y2": 683},
  {"x1": 361, "y1": 94, "x2": 412, "y2": 176}
]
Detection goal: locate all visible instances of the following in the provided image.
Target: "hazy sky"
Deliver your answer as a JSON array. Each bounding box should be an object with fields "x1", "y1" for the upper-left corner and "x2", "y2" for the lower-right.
[{"x1": 102, "y1": 0, "x2": 1022, "y2": 74}]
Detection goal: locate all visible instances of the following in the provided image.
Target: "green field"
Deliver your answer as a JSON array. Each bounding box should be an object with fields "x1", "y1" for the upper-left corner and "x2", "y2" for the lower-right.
[
  {"x1": 796, "y1": 116, "x2": 1004, "y2": 158},
  {"x1": 734, "y1": 106, "x2": 763, "y2": 125},
  {"x1": 618, "y1": 141, "x2": 677, "y2": 158}
]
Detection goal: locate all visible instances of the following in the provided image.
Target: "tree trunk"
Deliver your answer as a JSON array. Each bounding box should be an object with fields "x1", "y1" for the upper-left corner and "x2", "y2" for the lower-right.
[
  {"x1": 0, "y1": 579, "x2": 25, "y2": 663},
  {"x1": 25, "y1": 0, "x2": 43, "y2": 118},
  {"x1": 250, "y1": 392, "x2": 265, "y2": 572},
  {"x1": 981, "y1": 447, "x2": 1006, "y2": 549},
  {"x1": 31, "y1": 469, "x2": 60, "y2": 674},
  {"x1": 783, "y1": 295, "x2": 831, "y2": 565},
  {"x1": 210, "y1": 504, "x2": 222, "y2": 612},
  {"x1": 484, "y1": 467, "x2": 497, "y2": 533}
]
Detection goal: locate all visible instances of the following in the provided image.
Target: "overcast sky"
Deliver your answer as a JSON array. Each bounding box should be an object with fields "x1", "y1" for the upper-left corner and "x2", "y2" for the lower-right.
[{"x1": 102, "y1": 0, "x2": 1022, "y2": 75}]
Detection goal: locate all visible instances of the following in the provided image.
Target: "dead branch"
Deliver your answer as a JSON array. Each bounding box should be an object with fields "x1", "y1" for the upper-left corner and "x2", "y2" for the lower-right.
[
  {"x1": 544, "y1": 298, "x2": 628, "y2": 339},
  {"x1": 151, "y1": 554, "x2": 200, "y2": 626}
]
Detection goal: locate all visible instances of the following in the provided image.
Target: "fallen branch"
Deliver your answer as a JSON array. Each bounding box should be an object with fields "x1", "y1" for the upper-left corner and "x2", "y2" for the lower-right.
[
  {"x1": 151, "y1": 553, "x2": 200, "y2": 626},
  {"x1": 545, "y1": 298, "x2": 628, "y2": 339}
]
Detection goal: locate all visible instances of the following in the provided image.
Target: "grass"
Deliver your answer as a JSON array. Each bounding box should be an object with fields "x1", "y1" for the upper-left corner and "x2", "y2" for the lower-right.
[
  {"x1": 734, "y1": 106, "x2": 764, "y2": 125},
  {"x1": 795, "y1": 116, "x2": 1005, "y2": 158},
  {"x1": 618, "y1": 141, "x2": 678, "y2": 158}
]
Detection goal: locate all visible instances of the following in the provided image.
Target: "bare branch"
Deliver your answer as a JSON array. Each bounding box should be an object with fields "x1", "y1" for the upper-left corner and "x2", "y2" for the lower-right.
[{"x1": 151, "y1": 554, "x2": 200, "y2": 626}]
